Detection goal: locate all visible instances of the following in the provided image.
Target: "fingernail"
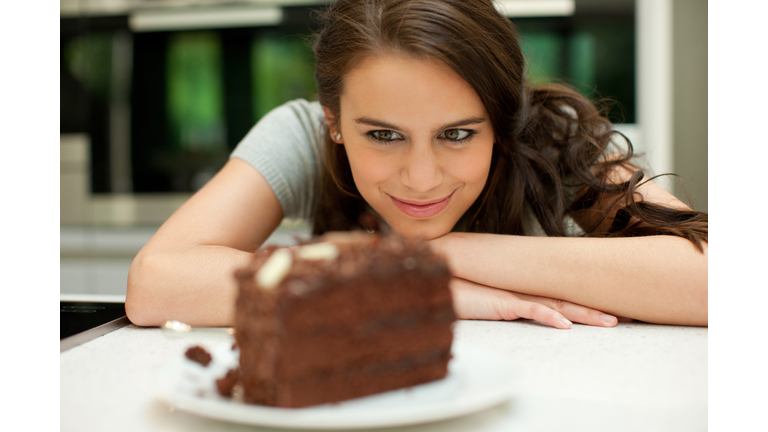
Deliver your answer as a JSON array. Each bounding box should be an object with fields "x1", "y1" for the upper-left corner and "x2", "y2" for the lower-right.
[
  {"x1": 561, "y1": 317, "x2": 572, "y2": 328},
  {"x1": 601, "y1": 314, "x2": 616, "y2": 324}
]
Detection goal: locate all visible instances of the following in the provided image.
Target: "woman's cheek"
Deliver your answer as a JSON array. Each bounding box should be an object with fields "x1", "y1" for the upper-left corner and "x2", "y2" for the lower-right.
[
  {"x1": 346, "y1": 146, "x2": 394, "y2": 191},
  {"x1": 452, "y1": 145, "x2": 493, "y2": 186}
]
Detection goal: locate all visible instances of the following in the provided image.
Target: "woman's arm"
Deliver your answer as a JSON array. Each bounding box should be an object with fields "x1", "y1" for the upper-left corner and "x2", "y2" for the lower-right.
[
  {"x1": 433, "y1": 232, "x2": 707, "y2": 326},
  {"x1": 431, "y1": 177, "x2": 708, "y2": 326},
  {"x1": 125, "y1": 158, "x2": 284, "y2": 327}
]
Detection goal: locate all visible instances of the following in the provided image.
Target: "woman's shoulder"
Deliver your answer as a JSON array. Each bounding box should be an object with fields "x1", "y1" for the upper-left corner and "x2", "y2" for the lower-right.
[
  {"x1": 258, "y1": 98, "x2": 325, "y2": 132},
  {"x1": 280, "y1": 98, "x2": 325, "y2": 119},
  {"x1": 234, "y1": 99, "x2": 325, "y2": 152},
  {"x1": 230, "y1": 99, "x2": 326, "y2": 219}
]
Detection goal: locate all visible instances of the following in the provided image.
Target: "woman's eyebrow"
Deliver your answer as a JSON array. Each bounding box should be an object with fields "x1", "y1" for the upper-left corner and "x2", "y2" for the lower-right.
[
  {"x1": 439, "y1": 117, "x2": 487, "y2": 130},
  {"x1": 353, "y1": 117, "x2": 401, "y2": 130},
  {"x1": 353, "y1": 116, "x2": 487, "y2": 132}
]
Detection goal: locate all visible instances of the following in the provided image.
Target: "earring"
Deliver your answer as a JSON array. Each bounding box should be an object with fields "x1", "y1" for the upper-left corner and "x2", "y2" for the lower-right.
[{"x1": 333, "y1": 132, "x2": 342, "y2": 141}]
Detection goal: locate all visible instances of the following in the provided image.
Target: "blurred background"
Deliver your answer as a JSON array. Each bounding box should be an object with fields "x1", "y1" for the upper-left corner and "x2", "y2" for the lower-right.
[{"x1": 60, "y1": 0, "x2": 707, "y2": 296}]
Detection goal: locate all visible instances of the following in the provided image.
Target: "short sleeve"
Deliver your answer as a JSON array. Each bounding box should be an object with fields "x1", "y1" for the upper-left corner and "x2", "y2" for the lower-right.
[{"x1": 230, "y1": 99, "x2": 326, "y2": 220}]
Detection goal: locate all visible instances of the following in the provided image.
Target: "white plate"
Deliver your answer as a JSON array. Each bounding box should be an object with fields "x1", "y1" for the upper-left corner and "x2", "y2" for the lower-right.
[{"x1": 155, "y1": 340, "x2": 517, "y2": 429}]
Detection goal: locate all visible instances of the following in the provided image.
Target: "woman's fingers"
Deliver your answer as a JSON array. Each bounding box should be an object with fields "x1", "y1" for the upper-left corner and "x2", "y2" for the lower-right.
[
  {"x1": 509, "y1": 300, "x2": 573, "y2": 329},
  {"x1": 450, "y1": 278, "x2": 572, "y2": 329},
  {"x1": 515, "y1": 293, "x2": 619, "y2": 328},
  {"x1": 449, "y1": 279, "x2": 506, "y2": 320}
]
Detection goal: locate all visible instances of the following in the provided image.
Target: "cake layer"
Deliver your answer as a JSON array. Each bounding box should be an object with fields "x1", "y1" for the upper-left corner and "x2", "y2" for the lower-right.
[
  {"x1": 272, "y1": 310, "x2": 453, "y2": 378},
  {"x1": 241, "y1": 348, "x2": 451, "y2": 408},
  {"x1": 237, "y1": 290, "x2": 454, "y2": 378},
  {"x1": 283, "y1": 275, "x2": 453, "y2": 327}
]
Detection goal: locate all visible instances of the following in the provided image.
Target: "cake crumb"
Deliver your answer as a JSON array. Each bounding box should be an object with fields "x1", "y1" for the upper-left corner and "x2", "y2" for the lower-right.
[
  {"x1": 185, "y1": 346, "x2": 212, "y2": 367},
  {"x1": 216, "y1": 368, "x2": 240, "y2": 397}
]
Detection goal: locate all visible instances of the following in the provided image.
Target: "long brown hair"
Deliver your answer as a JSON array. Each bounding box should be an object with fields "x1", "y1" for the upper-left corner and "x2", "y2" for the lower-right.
[{"x1": 310, "y1": 0, "x2": 707, "y2": 251}]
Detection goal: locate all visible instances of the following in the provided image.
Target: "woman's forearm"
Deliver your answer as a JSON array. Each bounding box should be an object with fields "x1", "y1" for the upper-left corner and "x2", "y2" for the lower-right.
[
  {"x1": 125, "y1": 158, "x2": 286, "y2": 328},
  {"x1": 126, "y1": 245, "x2": 254, "y2": 327},
  {"x1": 430, "y1": 233, "x2": 707, "y2": 326}
]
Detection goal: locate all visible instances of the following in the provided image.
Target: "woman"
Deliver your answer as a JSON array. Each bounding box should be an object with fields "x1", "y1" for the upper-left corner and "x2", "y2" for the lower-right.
[{"x1": 126, "y1": 0, "x2": 707, "y2": 329}]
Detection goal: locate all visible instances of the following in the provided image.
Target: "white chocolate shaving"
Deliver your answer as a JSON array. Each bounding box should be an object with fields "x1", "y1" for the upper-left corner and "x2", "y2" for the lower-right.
[
  {"x1": 297, "y1": 243, "x2": 339, "y2": 261},
  {"x1": 257, "y1": 249, "x2": 293, "y2": 290}
]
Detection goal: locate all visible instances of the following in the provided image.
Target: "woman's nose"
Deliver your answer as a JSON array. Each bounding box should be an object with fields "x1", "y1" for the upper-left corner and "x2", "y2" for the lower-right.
[{"x1": 400, "y1": 142, "x2": 442, "y2": 193}]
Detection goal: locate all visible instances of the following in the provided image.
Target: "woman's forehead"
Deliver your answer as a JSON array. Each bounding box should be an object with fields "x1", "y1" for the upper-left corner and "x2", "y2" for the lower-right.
[{"x1": 339, "y1": 53, "x2": 489, "y2": 130}]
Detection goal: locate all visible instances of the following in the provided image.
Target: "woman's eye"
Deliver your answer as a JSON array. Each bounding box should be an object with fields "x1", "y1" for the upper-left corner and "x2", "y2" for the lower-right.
[
  {"x1": 369, "y1": 130, "x2": 403, "y2": 142},
  {"x1": 441, "y1": 129, "x2": 472, "y2": 141}
]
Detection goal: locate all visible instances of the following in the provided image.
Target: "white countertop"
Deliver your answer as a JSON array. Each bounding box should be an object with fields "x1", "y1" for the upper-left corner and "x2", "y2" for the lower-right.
[{"x1": 60, "y1": 319, "x2": 706, "y2": 432}]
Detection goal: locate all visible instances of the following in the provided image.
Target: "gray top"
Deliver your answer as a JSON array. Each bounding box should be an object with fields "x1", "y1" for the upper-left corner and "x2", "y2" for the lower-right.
[
  {"x1": 230, "y1": 99, "x2": 583, "y2": 236},
  {"x1": 231, "y1": 99, "x2": 326, "y2": 220}
]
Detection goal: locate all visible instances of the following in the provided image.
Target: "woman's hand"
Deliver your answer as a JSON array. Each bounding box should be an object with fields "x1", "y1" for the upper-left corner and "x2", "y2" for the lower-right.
[{"x1": 449, "y1": 277, "x2": 629, "y2": 329}]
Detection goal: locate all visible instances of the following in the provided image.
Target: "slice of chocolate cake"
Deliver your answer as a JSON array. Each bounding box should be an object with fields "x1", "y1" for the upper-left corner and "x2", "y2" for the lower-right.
[{"x1": 233, "y1": 232, "x2": 455, "y2": 408}]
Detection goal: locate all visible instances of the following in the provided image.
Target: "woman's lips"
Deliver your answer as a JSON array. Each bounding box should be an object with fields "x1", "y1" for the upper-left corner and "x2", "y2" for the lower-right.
[{"x1": 389, "y1": 191, "x2": 454, "y2": 218}]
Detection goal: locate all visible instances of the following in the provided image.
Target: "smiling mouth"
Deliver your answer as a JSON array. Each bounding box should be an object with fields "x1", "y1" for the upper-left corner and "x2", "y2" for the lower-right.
[{"x1": 389, "y1": 191, "x2": 455, "y2": 218}]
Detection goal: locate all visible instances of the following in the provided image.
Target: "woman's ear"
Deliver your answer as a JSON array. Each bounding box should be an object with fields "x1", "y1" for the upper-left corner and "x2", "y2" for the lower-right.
[{"x1": 322, "y1": 106, "x2": 343, "y2": 143}]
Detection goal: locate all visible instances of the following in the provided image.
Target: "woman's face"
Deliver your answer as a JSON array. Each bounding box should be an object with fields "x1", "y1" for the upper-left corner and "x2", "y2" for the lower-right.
[{"x1": 326, "y1": 53, "x2": 494, "y2": 240}]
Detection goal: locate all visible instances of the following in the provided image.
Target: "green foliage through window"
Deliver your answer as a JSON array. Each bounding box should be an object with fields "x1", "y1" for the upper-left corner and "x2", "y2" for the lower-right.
[
  {"x1": 251, "y1": 34, "x2": 317, "y2": 121},
  {"x1": 166, "y1": 31, "x2": 226, "y2": 153}
]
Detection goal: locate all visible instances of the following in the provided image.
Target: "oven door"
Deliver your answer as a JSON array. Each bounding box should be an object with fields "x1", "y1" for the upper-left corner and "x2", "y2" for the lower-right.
[{"x1": 61, "y1": 301, "x2": 129, "y2": 352}]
